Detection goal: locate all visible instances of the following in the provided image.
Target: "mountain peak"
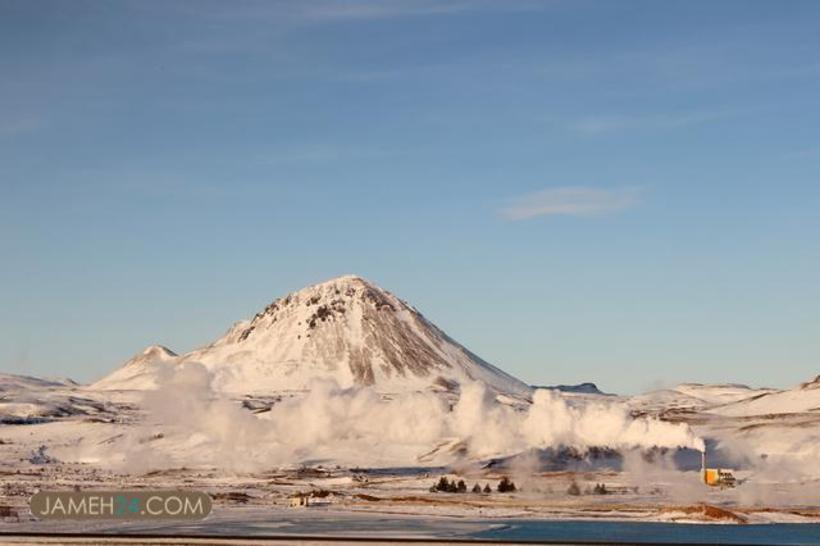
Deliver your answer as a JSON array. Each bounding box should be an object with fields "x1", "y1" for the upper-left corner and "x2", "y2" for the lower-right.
[
  {"x1": 92, "y1": 345, "x2": 179, "y2": 390},
  {"x1": 800, "y1": 375, "x2": 820, "y2": 390},
  {"x1": 141, "y1": 345, "x2": 177, "y2": 358},
  {"x1": 122, "y1": 345, "x2": 177, "y2": 367},
  {"x1": 238, "y1": 275, "x2": 402, "y2": 341},
  {"x1": 95, "y1": 277, "x2": 530, "y2": 397},
  {"x1": 325, "y1": 273, "x2": 368, "y2": 284},
  {"x1": 299, "y1": 274, "x2": 381, "y2": 294}
]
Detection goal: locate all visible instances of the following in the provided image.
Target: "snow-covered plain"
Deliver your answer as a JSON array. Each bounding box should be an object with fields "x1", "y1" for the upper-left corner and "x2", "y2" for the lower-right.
[{"x1": 1, "y1": 276, "x2": 818, "y2": 528}]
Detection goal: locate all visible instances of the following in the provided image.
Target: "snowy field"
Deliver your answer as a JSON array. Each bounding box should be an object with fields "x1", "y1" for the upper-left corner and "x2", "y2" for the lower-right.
[{"x1": 1, "y1": 376, "x2": 819, "y2": 532}]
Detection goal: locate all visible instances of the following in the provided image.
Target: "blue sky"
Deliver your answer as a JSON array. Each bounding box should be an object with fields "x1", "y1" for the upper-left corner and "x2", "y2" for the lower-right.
[{"x1": 1, "y1": 0, "x2": 818, "y2": 393}]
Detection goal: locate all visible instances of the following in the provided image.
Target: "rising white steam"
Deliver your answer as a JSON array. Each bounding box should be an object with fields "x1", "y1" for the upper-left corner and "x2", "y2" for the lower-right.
[
  {"x1": 453, "y1": 382, "x2": 704, "y2": 458},
  {"x1": 99, "y1": 362, "x2": 704, "y2": 473}
]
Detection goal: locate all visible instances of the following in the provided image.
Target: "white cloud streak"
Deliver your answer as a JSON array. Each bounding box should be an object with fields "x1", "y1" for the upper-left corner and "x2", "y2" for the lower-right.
[{"x1": 500, "y1": 186, "x2": 641, "y2": 221}]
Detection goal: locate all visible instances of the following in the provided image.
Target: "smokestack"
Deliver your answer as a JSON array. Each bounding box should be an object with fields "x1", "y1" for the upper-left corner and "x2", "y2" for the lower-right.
[{"x1": 701, "y1": 450, "x2": 706, "y2": 484}]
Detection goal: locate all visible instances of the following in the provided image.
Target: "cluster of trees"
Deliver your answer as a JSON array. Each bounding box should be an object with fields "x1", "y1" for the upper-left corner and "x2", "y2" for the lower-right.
[
  {"x1": 430, "y1": 476, "x2": 517, "y2": 494},
  {"x1": 430, "y1": 476, "x2": 467, "y2": 493},
  {"x1": 593, "y1": 483, "x2": 609, "y2": 495},
  {"x1": 497, "y1": 477, "x2": 517, "y2": 493},
  {"x1": 429, "y1": 476, "x2": 612, "y2": 497},
  {"x1": 567, "y1": 481, "x2": 609, "y2": 496}
]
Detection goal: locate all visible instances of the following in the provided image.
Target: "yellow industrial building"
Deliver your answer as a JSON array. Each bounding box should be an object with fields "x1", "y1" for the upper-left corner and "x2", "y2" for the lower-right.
[{"x1": 701, "y1": 452, "x2": 737, "y2": 488}]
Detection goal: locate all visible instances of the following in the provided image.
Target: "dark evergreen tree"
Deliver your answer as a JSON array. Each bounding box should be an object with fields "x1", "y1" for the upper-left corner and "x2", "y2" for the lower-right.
[
  {"x1": 497, "y1": 477, "x2": 517, "y2": 493},
  {"x1": 435, "y1": 476, "x2": 450, "y2": 492}
]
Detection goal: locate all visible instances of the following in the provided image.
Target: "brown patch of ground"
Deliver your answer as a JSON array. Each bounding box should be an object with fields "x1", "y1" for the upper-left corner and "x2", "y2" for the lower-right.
[
  {"x1": 739, "y1": 506, "x2": 820, "y2": 518},
  {"x1": 211, "y1": 491, "x2": 254, "y2": 504},
  {"x1": 661, "y1": 504, "x2": 747, "y2": 523}
]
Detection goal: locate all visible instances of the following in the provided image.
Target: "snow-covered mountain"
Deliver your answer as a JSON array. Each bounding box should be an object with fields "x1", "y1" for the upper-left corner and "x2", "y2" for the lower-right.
[{"x1": 93, "y1": 275, "x2": 531, "y2": 397}]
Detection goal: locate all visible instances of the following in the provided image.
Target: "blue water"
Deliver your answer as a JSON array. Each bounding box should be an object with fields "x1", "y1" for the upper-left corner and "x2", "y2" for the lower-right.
[
  {"x1": 474, "y1": 520, "x2": 820, "y2": 545},
  {"x1": 7, "y1": 510, "x2": 820, "y2": 545}
]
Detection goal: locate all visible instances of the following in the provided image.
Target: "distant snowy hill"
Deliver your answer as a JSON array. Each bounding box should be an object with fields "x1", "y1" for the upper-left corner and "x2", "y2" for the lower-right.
[
  {"x1": 0, "y1": 374, "x2": 75, "y2": 392},
  {"x1": 621, "y1": 376, "x2": 820, "y2": 468},
  {"x1": 628, "y1": 383, "x2": 776, "y2": 414},
  {"x1": 93, "y1": 275, "x2": 531, "y2": 397},
  {"x1": 535, "y1": 382, "x2": 611, "y2": 396},
  {"x1": 0, "y1": 373, "x2": 110, "y2": 422},
  {"x1": 709, "y1": 376, "x2": 820, "y2": 417},
  {"x1": 673, "y1": 383, "x2": 777, "y2": 406}
]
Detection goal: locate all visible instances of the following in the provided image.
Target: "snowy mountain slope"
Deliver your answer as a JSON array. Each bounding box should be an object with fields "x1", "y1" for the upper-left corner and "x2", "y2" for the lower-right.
[
  {"x1": 93, "y1": 275, "x2": 532, "y2": 397},
  {"x1": 800, "y1": 375, "x2": 820, "y2": 389}
]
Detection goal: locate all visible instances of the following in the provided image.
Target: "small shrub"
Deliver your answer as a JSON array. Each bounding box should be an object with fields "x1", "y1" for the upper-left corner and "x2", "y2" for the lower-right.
[
  {"x1": 483, "y1": 484, "x2": 492, "y2": 494},
  {"x1": 567, "y1": 481, "x2": 581, "y2": 496},
  {"x1": 472, "y1": 483, "x2": 482, "y2": 493}
]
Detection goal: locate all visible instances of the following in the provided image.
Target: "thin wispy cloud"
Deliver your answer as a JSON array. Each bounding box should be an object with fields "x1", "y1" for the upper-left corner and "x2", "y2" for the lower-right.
[
  {"x1": 570, "y1": 111, "x2": 727, "y2": 135},
  {"x1": 500, "y1": 186, "x2": 641, "y2": 221},
  {"x1": 298, "y1": 1, "x2": 474, "y2": 21},
  {"x1": 184, "y1": 1, "x2": 547, "y2": 25},
  {"x1": 256, "y1": 144, "x2": 392, "y2": 165}
]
